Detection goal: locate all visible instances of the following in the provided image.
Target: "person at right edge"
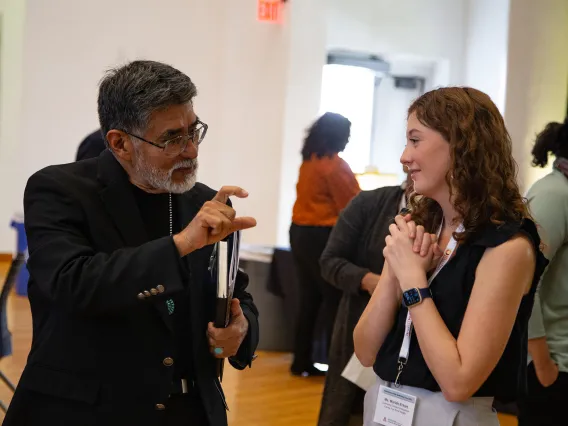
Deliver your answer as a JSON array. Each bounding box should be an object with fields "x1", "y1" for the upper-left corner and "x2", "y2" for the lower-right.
[
  {"x1": 517, "y1": 117, "x2": 568, "y2": 426},
  {"x1": 354, "y1": 87, "x2": 548, "y2": 426},
  {"x1": 290, "y1": 112, "x2": 361, "y2": 377}
]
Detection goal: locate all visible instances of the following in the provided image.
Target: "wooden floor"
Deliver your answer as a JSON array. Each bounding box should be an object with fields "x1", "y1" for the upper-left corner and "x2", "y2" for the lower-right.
[{"x1": 0, "y1": 262, "x2": 517, "y2": 425}]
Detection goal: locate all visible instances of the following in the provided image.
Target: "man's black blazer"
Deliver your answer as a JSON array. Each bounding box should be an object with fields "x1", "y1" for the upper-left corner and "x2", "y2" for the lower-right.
[{"x1": 4, "y1": 150, "x2": 259, "y2": 426}]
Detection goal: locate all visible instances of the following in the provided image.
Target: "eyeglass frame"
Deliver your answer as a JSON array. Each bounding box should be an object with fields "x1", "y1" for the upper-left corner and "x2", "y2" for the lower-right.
[{"x1": 120, "y1": 118, "x2": 208, "y2": 156}]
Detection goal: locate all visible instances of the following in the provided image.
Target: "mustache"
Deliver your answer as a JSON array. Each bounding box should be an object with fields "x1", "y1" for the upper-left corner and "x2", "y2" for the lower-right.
[{"x1": 172, "y1": 159, "x2": 198, "y2": 171}]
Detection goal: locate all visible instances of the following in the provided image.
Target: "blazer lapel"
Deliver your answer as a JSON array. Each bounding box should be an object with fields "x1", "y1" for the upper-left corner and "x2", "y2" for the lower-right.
[
  {"x1": 177, "y1": 189, "x2": 199, "y2": 236},
  {"x1": 177, "y1": 190, "x2": 209, "y2": 337},
  {"x1": 97, "y1": 150, "x2": 174, "y2": 332},
  {"x1": 97, "y1": 150, "x2": 148, "y2": 247},
  {"x1": 177, "y1": 189, "x2": 201, "y2": 286}
]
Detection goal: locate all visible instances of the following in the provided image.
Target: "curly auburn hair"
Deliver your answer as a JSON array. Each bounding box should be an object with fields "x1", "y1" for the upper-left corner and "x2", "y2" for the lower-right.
[{"x1": 406, "y1": 87, "x2": 530, "y2": 243}]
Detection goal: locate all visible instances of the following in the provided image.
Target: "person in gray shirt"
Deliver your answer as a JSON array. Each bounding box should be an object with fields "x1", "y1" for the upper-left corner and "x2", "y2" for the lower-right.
[{"x1": 519, "y1": 117, "x2": 568, "y2": 426}]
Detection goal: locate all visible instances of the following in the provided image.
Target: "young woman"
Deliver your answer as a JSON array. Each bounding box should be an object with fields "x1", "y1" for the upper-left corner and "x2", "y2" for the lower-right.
[
  {"x1": 354, "y1": 87, "x2": 548, "y2": 425},
  {"x1": 290, "y1": 112, "x2": 360, "y2": 376}
]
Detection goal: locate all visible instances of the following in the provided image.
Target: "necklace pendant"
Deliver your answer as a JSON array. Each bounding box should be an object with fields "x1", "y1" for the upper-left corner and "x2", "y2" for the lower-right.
[{"x1": 166, "y1": 194, "x2": 175, "y2": 316}]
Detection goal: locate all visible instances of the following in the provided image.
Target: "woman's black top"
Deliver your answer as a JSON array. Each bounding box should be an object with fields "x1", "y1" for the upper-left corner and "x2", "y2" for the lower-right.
[{"x1": 374, "y1": 218, "x2": 549, "y2": 403}]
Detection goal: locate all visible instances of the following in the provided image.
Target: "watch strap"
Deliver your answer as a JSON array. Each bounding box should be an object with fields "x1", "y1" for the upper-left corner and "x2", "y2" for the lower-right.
[{"x1": 418, "y1": 287, "x2": 432, "y2": 301}]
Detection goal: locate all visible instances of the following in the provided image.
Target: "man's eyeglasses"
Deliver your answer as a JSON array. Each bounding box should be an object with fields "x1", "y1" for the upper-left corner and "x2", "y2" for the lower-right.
[{"x1": 122, "y1": 119, "x2": 208, "y2": 157}]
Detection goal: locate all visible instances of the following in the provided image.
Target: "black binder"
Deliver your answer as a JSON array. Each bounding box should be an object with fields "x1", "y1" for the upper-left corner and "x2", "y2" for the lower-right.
[{"x1": 210, "y1": 231, "x2": 241, "y2": 381}]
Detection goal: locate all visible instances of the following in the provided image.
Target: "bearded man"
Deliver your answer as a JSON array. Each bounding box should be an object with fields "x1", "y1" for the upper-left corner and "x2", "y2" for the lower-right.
[{"x1": 4, "y1": 60, "x2": 259, "y2": 426}]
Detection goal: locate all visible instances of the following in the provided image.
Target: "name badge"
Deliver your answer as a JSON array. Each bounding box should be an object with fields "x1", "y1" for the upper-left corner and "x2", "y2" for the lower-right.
[{"x1": 374, "y1": 385, "x2": 417, "y2": 426}]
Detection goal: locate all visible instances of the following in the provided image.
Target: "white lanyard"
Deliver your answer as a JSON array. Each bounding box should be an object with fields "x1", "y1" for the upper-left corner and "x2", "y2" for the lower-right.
[{"x1": 395, "y1": 221, "x2": 464, "y2": 386}]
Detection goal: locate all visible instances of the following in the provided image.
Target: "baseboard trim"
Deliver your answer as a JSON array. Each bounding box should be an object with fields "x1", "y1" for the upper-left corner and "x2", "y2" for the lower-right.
[{"x1": 0, "y1": 253, "x2": 13, "y2": 262}]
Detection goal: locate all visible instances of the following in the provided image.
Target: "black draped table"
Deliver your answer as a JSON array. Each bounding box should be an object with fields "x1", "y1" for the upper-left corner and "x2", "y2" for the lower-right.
[{"x1": 240, "y1": 245, "x2": 329, "y2": 364}]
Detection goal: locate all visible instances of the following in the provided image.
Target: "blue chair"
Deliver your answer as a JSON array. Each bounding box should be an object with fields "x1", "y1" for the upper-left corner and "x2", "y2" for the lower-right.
[{"x1": 0, "y1": 253, "x2": 25, "y2": 412}]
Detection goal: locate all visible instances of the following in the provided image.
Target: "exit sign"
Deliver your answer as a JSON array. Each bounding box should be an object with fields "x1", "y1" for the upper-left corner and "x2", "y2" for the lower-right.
[{"x1": 258, "y1": 0, "x2": 281, "y2": 23}]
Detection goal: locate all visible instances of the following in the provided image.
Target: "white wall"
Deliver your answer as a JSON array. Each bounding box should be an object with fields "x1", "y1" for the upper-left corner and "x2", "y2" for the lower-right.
[
  {"x1": 463, "y1": 0, "x2": 568, "y2": 192},
  {"x1": 272, "y1": 0, "x2": 470, "y2": 246},
  {"x1": 326, "y1": 0, "x2": 468, "y2": 85},
  {"x1": 296, "y1": 0, "x2": 469, "y2": 231},
  {"x1": 463, "y1": 0, "x2": 510, "y2": 112},
  {"x1": 207, "y1": 1, "x2": 291, "y2": 247},
  {"x1": 9, "y1": 0, "x2": 292, "y2": 251},
  {"x1": 17, "y1": 0, "x2": 231, "y2": 183},
  {"x1": 0, "y1": 0, "x2": 26, "y2": 252},
  {"x1": 4, "y1": 0, "x2": 563, "y2": 253},
  {"x1": 0, "y1": 0, "x2": 475, "y2": 252},
  {"x1": 369, "y1": 58, "x2": 434, "y2": 182},
  {"x1": 371, "y1": 75, "x2": 422, "y2": 181},
  {"x1": 504, "y1": 0, "x2": 568, "y2": 191},
  {"x1": 276, "y1": 0, "x2": 328, "y2": 247}
]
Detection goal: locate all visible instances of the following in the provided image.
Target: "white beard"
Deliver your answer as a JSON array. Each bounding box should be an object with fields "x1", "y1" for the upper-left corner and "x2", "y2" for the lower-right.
[{"x1": 133, "y1": 155, "x2": 198, "y2": 194}]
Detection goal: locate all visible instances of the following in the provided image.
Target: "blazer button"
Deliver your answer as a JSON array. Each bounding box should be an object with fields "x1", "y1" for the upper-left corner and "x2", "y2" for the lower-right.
[
  {"x1": 163, "y1": 357, "x2": 174, "y2": 367},
  {"x1": 137, "y1": 293, "x2": 145, "y2": 300},
  {"x1": 155, "y1": 403, "x2": 166, "y2": 410},
  {"x1": 156, "y1": 285, "x2": 165, "y2": 293},
  {"x1": 143, "y1": 290, "x2": 151, "y2": 297},
  {"x1": 150, "y1": 288, "x2": 158, "y2": 296}
]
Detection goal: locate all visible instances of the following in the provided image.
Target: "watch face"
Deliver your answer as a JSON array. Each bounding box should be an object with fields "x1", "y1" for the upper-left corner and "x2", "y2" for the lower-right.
[{"x1": 403, "y1": 288, "x2": 421, "y2": 306}]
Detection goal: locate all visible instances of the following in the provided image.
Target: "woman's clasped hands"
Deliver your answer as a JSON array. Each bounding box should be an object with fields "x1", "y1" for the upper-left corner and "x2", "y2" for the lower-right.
[{"x1": 382, "y1": 214, "x2": 443, "y2": 291}]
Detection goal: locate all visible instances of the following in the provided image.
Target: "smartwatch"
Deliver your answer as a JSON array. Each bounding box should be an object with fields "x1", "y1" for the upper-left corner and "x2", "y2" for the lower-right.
[{"x1": 402, "y1": 287, "x2": 432, "y2": 308}]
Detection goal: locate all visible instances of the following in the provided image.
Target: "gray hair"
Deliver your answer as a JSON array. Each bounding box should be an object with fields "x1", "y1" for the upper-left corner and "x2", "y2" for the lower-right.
[{"x1": 98, "y1": 60, "x2": 197, "y2": 142}]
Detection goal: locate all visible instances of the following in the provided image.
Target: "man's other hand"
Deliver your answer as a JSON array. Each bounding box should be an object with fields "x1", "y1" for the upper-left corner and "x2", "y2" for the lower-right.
[{"x1": 206, "y1": 298, "x2": 249, "y2": 359}]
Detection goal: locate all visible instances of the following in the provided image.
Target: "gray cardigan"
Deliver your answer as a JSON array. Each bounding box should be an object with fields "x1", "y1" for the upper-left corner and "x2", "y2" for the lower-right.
[{"x1": 317, "y1": 185, "x2": 405, "y2": 426}]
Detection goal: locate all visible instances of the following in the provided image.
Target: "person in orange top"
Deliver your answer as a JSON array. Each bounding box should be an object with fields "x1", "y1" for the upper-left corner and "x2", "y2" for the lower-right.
[{"x1": 289, "y1": 112, "x2": 361, "y2": 377}]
